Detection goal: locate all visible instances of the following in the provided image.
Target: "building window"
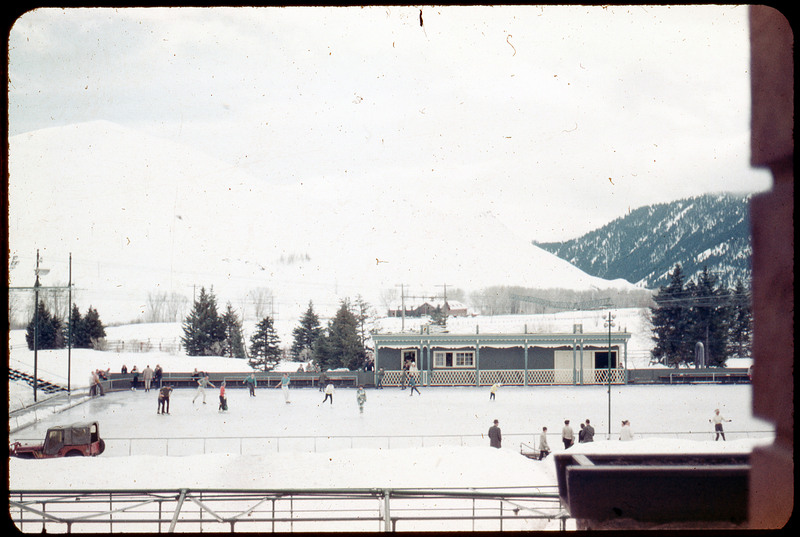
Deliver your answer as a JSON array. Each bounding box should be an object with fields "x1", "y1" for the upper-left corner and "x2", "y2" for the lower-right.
[{"x1": 433, "y1": 351, "x2": 475, "y2": 368}]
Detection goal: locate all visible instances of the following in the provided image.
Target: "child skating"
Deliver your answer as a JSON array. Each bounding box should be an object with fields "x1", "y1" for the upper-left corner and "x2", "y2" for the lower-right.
[{"x1": 356, "y1": 385, "x2": 367, "y2": 413}]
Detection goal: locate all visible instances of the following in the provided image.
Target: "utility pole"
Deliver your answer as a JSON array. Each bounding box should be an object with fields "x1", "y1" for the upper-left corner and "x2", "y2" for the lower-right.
[
  {"x1": 396, "y1": 284, "x2": 406, "y2": 331},
  {"x1": 67, "y1": 253, "x2": 72, "y2": 393},
  {"x1": 604, "y1": 311, "x2": 616, "y2": 439}
]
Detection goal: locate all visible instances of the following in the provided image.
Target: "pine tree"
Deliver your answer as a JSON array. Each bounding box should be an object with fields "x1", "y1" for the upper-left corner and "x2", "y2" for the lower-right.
[
  {"x1": 83, "y1": 306, "x2": 106, "y2": 348},
  {"x1": 220, "y1": 302, "x2": 247, "y2": 358},
  {"x1": 66, "y1": 304, "x2": 88, "y2": 348},
  {"x1": 323, "y1": 299, "x2": 367, "y2": 371},
  {"x1": 25, "y1": 300, "x2": 63, "y2": 350},
  {"x1": 650, "y1": 263, "x2": 691, "y2": 366},
  {"x1": 249, "y1": 315, "x2": 282, "y2": 371},
  {"x1": 687, "y1": 266, "x2": 732, "y2": 366},
  {"x1": 353, "y1": 295, "x2": 376, "y2": 349},
  {"x1": 430, "y1": 305, "x2": 447, "y2": 328},
  {"x1": 290, "y1": 301, "x2": 322, "y2": 361},
  {"x1": 182, "y1": 287, "x2": 226, "y2": 356},
  {"x1": 729, "y1": 279, "x2": 753, "y2": 358}
]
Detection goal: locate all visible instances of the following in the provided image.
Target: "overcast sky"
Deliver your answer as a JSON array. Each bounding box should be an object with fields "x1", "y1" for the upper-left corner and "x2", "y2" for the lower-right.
[{"x1": 8, "y1": 5, "x2": 772, "y2": 242}]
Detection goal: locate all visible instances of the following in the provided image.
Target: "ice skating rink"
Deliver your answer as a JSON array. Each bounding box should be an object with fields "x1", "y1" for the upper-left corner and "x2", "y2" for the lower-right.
[{"x1": 9, "y1": 383, "x2": 771, "y2": 452}]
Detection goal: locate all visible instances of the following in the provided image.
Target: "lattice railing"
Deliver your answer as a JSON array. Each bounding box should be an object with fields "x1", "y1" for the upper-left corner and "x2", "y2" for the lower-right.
[
  {"x1": 588, "y1": 369, "x2": 626, "y2": 385},
  {"x1": 378, "y1": 369, "x2": 625, "y2": 386},
  {"x1": 527, "y1": 369, "x2": 557, "y2": 385},
  {"x1": 477, "y1": 370, "x2": 526, "y2": 386},
  {"x1": 429, "y1": 369, "x2": 477, "y2": 386}
]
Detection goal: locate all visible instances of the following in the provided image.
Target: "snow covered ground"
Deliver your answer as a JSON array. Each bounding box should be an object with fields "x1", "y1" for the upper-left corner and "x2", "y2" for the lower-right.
[{"x1": 7, "y1": 314, "x2": 767, "y2": 532}]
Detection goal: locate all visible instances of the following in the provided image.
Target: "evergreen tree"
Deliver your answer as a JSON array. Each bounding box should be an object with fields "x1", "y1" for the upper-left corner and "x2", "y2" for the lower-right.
[
  {"x1": 353, "y1": 295, "x2": 376, "y2": 349},
  {"x1": 25, "y1": 300, "x2": 63, "y2": 350},
  {"x1": 729, "y1": 279, "x2": 753, "y2": 358},
  {"x1": 181, "y1": 287, "x2": 226, "y2": 356},
  {"x1": 66, "y1": 304, "x2": 88, "y2": 348},
  {"x1": 430, "y1": 305, "x2": 447, "y2": 328},
  {"x1": 249, "y1": 315, "x2": 282, "y2": 371},
  {"x1": 220, "y1": 302, "x2": 247, "y2": 358},
  {"x1": 650, "y1": 264, "x2": 692, "y2": 366},
  {"x1": 320, "y1": 299, "x2": 367, "y2": 371},
  {"x1": 83, "y1": 306, "x2": 106, "y2": 348},
  {"x1": 290, "y1": 301, "x2": 322, "y2": 361},
  {"x1": 687, "y1": 266, "x2": 732, "y2": 366}
]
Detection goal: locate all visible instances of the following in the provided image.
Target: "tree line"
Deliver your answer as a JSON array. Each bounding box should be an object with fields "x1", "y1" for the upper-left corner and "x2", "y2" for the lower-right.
[
  {"x1": 25, "y1": 302, "x2": 107, "y2": 350},
  {"x1": 180, "y1": 287, "x2": 375, "y2": 372},
  {"x1": 649, "y1": 263, "x2": 752, "y2": 367}
]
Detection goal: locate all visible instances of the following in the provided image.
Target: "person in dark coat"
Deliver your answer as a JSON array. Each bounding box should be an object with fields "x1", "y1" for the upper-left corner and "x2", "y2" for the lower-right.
[
  {"x1": 154, "y1": 365, "x2": 163, "y2": 388},
  {"x1": 157, "y1": 385, "x2": 173, "y2": 414},
  {"x1": 489, "y1": 419, "x2": 502, "y2": 448},
  {"x1": 583, "y1": 419, "x2": 595, "y2": 442}
]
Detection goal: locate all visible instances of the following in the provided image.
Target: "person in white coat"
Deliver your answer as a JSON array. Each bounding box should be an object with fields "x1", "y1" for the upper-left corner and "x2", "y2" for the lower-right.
[
  {"x1": 620, "y1": 420, "x2": 634, "y2": 441},
  {"x1": 322, "y1": 383, "x2": 334, "y2": 404}
]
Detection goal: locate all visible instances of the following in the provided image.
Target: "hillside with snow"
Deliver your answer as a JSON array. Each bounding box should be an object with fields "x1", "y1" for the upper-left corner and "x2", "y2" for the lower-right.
[{"x1": 8, "y1": 121, "x2": 637, "y2": 326}]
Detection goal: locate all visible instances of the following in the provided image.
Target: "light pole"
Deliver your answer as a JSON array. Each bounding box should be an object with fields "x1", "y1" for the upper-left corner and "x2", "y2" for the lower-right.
[
  {"x1": 32, "y1": 250, "x2": 50, "y2": 402},
  {"x1": 604, "y1": 311, "x2": 616, "y2": 438}
]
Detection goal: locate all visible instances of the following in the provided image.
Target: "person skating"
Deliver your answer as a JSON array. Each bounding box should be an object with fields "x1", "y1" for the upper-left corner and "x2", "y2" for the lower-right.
[
  {"x1": 243, "y1": 372, "x2": 257, "y2": 396},
  {"x1": 356, "y1": 385, "x2": 367, "y2": 414},
  {"x1": 218, "y1": 381, "x2": 228, "y2": 412},
  {"x1": 710, "y1": 409, "x2": 731, "y2": 441},
  {"x1": 583, "y1": 419, "x2": 595, "y2": 442},
  {"x1": 280, "y1": 373, "x2": 291, "y2": 403},
  {"x1": 538, "y1": 427, "x2": 551, "y2": 459},
  {"x1": 488, "y1": 419, "x2": 502, "y2": 448},
  {"x1": 408, "y1": 374, "x2": 421, "y2": 396},
  {"x1": 323, "y1": 383, "x2": 334, "y2": 404},
  {"x1": 131, "y1": 366, "x2": 139, "y2": 390},
  {"x1": 157, "y1": 385, "x2": 173, "y2": 414},
  {"x1": 376, "y1": 368, "x2": 385, "y2": 389},
  {"x1": 193, "y1": 374, "x2": 216, "y2": 404},
  {"x1": 620, "y1": 420, "x2": 634, "y2": 441},
  {"x1": 489, "y1": 383, "x2": 500, "y2": 400},
  {"x1": 561, "y1": 420, "x2": 574, "y2": 449}
]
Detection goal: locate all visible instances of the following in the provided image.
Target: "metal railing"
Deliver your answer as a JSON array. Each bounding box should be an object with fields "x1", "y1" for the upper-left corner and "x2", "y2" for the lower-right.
[{"x1": 9, "y1": 486, "x2": 568, "y2": 533}]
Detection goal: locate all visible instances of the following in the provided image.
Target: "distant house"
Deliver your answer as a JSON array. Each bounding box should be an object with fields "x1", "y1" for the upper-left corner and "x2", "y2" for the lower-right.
[
  {"x1": 388, "y1": 299, "x2": 470, "y2": 318},
  {"x1": 372, "y1": 325, "x2": 631, "y2": 387}
]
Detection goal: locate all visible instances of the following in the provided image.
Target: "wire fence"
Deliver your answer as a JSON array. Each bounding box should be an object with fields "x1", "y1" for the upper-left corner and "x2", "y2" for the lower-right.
[
  {"x1": 8, "y1": 430, "x2": 775, "y2": 458},
  {"x1": 9, "y1": 486, "x2": 568, "y2": 533}
]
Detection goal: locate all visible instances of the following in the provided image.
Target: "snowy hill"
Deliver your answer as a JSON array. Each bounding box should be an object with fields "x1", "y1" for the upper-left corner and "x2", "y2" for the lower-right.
[
  {"x1": 536, "y1": 193, "x2": 752, "y2": 289},
  {"x1": 8, "y1": 120, "x2": 637, "y2": 326}
]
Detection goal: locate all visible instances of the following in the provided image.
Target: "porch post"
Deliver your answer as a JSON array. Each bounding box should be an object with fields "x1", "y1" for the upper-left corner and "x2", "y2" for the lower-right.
[{"x1": 524, "y1": 340, "x2": 529, "y2": 386}]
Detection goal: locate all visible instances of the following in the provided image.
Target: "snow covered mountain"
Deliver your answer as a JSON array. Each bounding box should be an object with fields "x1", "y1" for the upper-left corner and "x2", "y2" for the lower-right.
[
  {"x1": 8, "y1": 121, "x2": 637, "y2": 325},
  {"x1": 535, "y1": 193, "x2": 752, "y2": 289}
]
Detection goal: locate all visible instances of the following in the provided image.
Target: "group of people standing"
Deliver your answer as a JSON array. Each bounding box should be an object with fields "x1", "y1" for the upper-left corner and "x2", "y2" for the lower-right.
[
  {"x1": 122, "y1": 364, "x2": 163, "y2": 392},
  {"x1": 560, "y1": 419, "x2": 596, "y2": 448}
]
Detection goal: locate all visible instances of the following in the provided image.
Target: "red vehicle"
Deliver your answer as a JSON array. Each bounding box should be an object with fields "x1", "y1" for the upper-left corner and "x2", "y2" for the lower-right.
[{"x1": 9, "y1": 421, "x2": 105, "y2": 459}]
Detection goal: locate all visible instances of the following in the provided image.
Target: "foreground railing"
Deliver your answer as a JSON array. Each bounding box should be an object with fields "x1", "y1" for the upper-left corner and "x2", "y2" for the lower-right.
[{"x1": 9, "y1": 486, "x2": 568, "y2": 533}]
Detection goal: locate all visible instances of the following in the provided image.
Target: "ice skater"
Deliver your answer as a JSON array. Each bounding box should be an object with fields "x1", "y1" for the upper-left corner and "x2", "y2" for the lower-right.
[
  {"x1": 489, "y1": 382, "x2": 500, "y2": 400},
  {"x1": 193, "y1": 374, "x2": 216, "y2": 404},
  {"x1": 489, "y1": 419, "x2": 502, "y2": 448},
  {"x1": 356, "y1": 385, "x2": 367, "y2": 413},
  {"x1": 218, "y1": 381, "x2": 228, "y2": 412},
  {"x1": 408, "y1": 374, "x2": 421, "y2": 396},
  {"x1": 323, "y1": 382, "x2": 334, "y2": 404},
  {"x1": 561, "y1": 420, "x2": 574, "y2": 449},
  {"x1": 538, "y1": 427, "x2": 551, "y2": 459},
  {"x1": 243, "y1": 372, "x2": 257, "y2": 396},
  {"x1": 583, "y1": 419, "x2": 595, "y2": 442},
  {"x1": 280, "y1": 373, "x2": 291, "y2": 403},
  {"x1": 620, "y1": 420, "x2": 634, "y2": 441},
  {"x1": 710, "y1": 409, "x2": 731, "y2": 441},
  {"x1": 376, "y1": 368, "x2": 385, "y2": 389},
  {"x1": 157, "y1": 385, "x2": 173, "y2": 414}
]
